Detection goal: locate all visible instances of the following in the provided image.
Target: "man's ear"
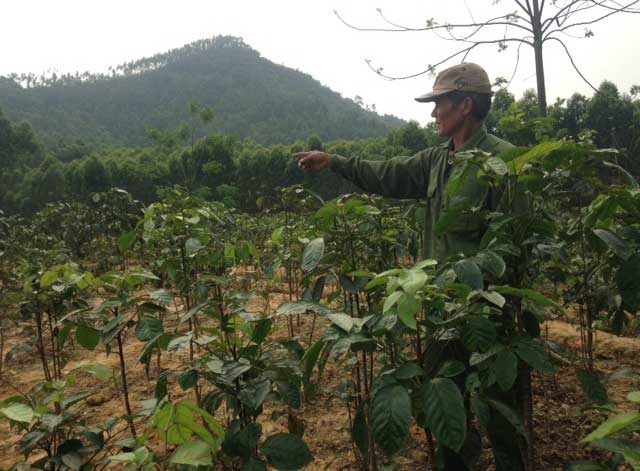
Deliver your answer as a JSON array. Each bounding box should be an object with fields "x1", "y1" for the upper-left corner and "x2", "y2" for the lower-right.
[{"x1": 463, "y1": 96, "x2": 473, "y2": 117}]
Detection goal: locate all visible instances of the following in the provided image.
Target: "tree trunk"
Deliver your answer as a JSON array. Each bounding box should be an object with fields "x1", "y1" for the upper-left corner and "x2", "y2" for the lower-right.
[{"x1": 532, "y1": 0, "x2": 548, "y2": 115}]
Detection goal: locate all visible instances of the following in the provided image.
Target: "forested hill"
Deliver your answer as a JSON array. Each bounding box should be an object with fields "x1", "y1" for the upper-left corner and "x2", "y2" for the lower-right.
[{"x1": 0, "y1": 36, "x2": 404, "y2": 147}]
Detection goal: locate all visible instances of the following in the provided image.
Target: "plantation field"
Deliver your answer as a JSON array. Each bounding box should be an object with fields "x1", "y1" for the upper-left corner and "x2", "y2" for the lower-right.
[
  {"x1": 2, "y1": 139, "x2": 640, "y2": 470},
  {"x1": 2, "y1": 286, "x2": 639, "y2": 470}
]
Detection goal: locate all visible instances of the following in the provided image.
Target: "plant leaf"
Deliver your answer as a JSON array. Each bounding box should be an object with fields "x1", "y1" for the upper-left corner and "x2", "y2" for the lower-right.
[
  {"x1": 260, "y1": 433, "x2": 313, "y2": 470},
  {"x1": 301, "y1": 238, "x2": 324, "y2": 272},
  {"x1": 421, "y1": 378, "x2": 466, "y2": 452},
  {"x1": 371, "y1": 384, "x2": 412, "y2": 456}
]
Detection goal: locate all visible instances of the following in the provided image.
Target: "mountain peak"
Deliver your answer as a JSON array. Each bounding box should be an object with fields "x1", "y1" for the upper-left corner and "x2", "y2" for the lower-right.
[{"x1": 0, "y1": 36, "x2": 404, "y2": 147}]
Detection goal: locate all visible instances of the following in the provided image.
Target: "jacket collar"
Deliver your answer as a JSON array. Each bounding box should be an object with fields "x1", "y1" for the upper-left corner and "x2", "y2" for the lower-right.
[{"x1": 444, "y1": 124, "x2": 488, "y2": 153}]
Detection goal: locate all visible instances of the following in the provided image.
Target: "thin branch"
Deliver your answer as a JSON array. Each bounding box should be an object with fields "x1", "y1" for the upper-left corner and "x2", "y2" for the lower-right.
[
  {"x1": 516, "y1": 0, "x2": 534, "y2": 16},
  {"x1": 365, "y1": 44, "x2": 478, "y2": 81},
  {"x1": 542, "y1": 0, "x2": 597, "y2": 31},
  {"x1": 544, "y1": 0, "x2": 640, "y2": 37},
  {"x1": 507, "y1": 40, "x2": 526, "y2": 88},
  {"x1": 546, "y1": 36, "x2": 598, "y2": 92},
  {"x1": 335, "y1": 9, "x2": 533, "y2": 34},
  {"x1": 364, "y1": 37, "x2": 533, "y2": 81},
  {"x1": 585, "y1": 0, "x2": 640, "y2": 11},
  {"x1": 463, "y1": 0, "x2": 477, "y2": 23}
]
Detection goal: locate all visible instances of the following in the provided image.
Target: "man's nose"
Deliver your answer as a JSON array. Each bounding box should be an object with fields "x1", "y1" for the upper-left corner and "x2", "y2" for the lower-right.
[{"x1": 431, "y1": 107, "x2": 437, "y2": 118}]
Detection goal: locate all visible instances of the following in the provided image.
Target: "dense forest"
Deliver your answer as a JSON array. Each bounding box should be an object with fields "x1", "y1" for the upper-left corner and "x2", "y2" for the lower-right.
[
  {"x1": 1, "y1": 74, "x2": 639, "y2": 216},
  {"x1": 0, "y1": 37, "x2": 403, "y2": 147}
]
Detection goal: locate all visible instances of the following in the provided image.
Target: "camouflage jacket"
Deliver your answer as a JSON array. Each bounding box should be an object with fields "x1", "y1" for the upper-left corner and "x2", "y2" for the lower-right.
[{"x1": 330, "y1": 125, "x2": 514, "y2": 259}]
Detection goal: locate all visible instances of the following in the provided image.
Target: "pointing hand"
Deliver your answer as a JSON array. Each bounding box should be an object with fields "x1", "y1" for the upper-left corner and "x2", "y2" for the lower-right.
[{"x1": 291, "y1": 151, "x2": 333, "y2": 172}]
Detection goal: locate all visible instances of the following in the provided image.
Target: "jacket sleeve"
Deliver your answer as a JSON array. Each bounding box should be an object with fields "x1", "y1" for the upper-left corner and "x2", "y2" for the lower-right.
[{"x1": 330, "y1": 151, "x2": 432, "y2": 199}]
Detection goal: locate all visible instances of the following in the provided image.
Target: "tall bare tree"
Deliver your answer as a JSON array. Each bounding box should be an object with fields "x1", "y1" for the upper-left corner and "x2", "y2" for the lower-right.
[{"x1": 336, "y1": 0, "x2": 640, "y2": 115}]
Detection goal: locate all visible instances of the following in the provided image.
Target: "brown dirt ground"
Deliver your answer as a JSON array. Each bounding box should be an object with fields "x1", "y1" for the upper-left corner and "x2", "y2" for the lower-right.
[{"x1": 1, "y1": 294, "x2": 639, "y2": 470}]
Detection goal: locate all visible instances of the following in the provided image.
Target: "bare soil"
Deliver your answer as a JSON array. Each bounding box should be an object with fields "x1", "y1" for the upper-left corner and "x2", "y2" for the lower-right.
[{"x1": 1, "y1": 296, "x2": 639, "y2": 470}]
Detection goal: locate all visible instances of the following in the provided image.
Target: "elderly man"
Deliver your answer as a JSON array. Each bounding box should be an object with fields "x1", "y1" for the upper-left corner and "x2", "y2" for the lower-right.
[
  {"x1": 294, "y1": 63, "x2": 525, "y2": 471},
  {"x1": 293, "y1": 63, "x2": 513, "y2": 260}
]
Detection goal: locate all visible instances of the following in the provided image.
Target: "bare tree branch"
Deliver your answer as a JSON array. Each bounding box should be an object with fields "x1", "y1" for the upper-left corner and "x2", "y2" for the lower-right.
[
  {"x1": 507, "y1": 40, "x2": 526, "y2": 87},
  {"x1": 516, "y1": 0, "x2": 534, "y2": 16},
  {"x1": 334, "y1": 9, "x2": 533, "y2": 35},
  {"x1": 546, "y1": 36, "x2": 598, "y2": 91},
  {"x1": 542, "y1": 0, "x2": 620, "y2": 32},
  {"x1": 364, "y1": 37, "x2": 533, "y2": 81},
  {"x1": 585, "y1": 0, "x2": 640, "y2": 12},
  {"x1": 544, "y1": 0, "x2": 640, "y2": 37}
]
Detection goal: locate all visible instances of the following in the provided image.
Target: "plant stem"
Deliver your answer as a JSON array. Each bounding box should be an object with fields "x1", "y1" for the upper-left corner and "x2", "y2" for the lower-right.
[{"x1": 116, "y1": 331, "x2": 137, "y2": 439}]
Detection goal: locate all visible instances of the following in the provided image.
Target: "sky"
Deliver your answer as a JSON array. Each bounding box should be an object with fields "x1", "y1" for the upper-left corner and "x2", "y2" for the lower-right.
[{"x1": 1, "y1": 0, "x2": 639, "y2": 125}]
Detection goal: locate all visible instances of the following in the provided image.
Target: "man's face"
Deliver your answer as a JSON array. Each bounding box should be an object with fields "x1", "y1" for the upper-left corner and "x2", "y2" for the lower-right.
[{"x1": 431, "y1": 95, "x2": 467, "y2": 137}]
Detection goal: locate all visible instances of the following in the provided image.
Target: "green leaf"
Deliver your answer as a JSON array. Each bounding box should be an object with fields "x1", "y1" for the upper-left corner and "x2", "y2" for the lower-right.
[
  {"x1": 136, "y1": 316, "x2": 164, "y2": 341},
  {"x1": 81, "y1": 363, "x2": 111, "y2": 380},
  {"x1": 602, "y1": 160, "x2": 639, "y2": 188},
  {"x1": 241, "y1": 459, "x2": 268, "y2": 471},
  {"x1": 577, "y1": 369, "x2": 609, "y2": 405},
  {"x1": 1, "y1": 403, "x2": 34, "y2": 423},
  {"x1": 118, "y1": 231, "x2": 136, "y2": 253},
  {"x1": 514, "y1": 338, "x2": 554, "y2": 373},
  {"x1": 395, "y1": 362, "x2": 425, "y2": 379},
  {"x1": 399, "y1": 268, "x2": 428, "y2": 295},
  {"x1": 437, "y1": 360, "x2": 466, "y2": 378},
  {"x1": 223, "y1": 423, "x2": 262, "y2": 458},
  {"x1": 185, "y1": 238, "x2": 203, "y2": 256},
  {"x1": 271, "y1": 226, "x2": 284, "y2": 245},
  {"x1": 260, "y1": 433, "x2": 313, "y2": 470},
  {"x1": 461, "y1": 317, "x2": 497, "y2": 353},
  {"x1": 627, "y1": 391, "x2": 640, "y2": 403},
  {"x1": 150, "y1": 289, "x2": 173, "y2": 306},
  {"x1": 383, "y1": 291, "x2": 403, "y2": 314},
  {"x1": 326, "y1": 313, "x2": 354, "y2": 332},
  {"x1": 454, "y1": 260, "x2": 483, "y2": 290},
  {"x1": 581, "y1": 411, "x2": 640, "y2": 443},
  {"x1": 484, "y1": 156, "x2": 509, "y2": 176},
  {"x1": 240, "y1": 380, "x2": 271, "y2": 411},
  {"x1": 61, "y1": 452, "x2": 82, "y2": 470},
  {"x1": 592, "y1": 229, "x2": 630, "y2": 260},
  {"x1": 565, "y1": 461, "x2": 608, "y2": 471},
  {"x1": 76, "y1": 324, "x2": 100, "y2": 350},
  {"x1": 109, "y1": 452, "x2": 137, "y2": 462},
  {"x1": 301, "y1": 238, "x2": 324, "y2": 272},
  {"x1": 251, "y1": 318, "x2": 272, "y2": 345},
  {"x1": 476, "y1": 290, "x2": 506, "y2": 308},
  {"x1": 40, "y1": 270, "x2": 59, "y2": 288},
  {"x1": 617, "y1": 254, "x2": 640, "y2": 311},
  {"x1": 302, "y1": 340, "x2": 324, "y2": 384},
  {"x1": 493, "y1": 350, "x2": 518, "y2": 392},
  {"x1": 179, "y1": 370, "x2": 199, "y2": 391},
  {"x1": 276, "y1": 301, "x2": 336, "y2": 317},
  {"x1": 473, "y1": 250, "x2": 506, "y2": 278},
  {"x1": 170, "y1": 440, "x2": 213, "y2": 466},
  {"x1": 493, "y1": 286, "x2": 559, "y2": 309},
  {"x1": 590, "y1": 438, "x2": 640, "y2": 467},
  {"x1": 421, "y1": 378, "x2": 467, "y2": 452},
  {"x1": 371, "y1": 384, "x2": 412, "y2": 456},
  {"x1": 397, "y1": 293, "x2": 420, "y2": 330}
]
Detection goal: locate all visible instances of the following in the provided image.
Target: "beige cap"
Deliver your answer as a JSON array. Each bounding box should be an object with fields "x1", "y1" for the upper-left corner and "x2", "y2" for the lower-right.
[{"x1": 415, "y1": 63, "x2": 493, "y2": 102}]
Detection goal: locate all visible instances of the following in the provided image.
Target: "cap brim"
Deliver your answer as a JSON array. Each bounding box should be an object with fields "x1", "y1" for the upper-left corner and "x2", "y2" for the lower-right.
[{"x1": 414, "y1": 90, "x2": 448, "y2": 103}]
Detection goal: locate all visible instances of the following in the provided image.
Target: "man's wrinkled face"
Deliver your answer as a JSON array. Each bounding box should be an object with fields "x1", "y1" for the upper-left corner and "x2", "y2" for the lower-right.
[{"x1": 431, "y1": 95, "x2": 467, "y2": 137}]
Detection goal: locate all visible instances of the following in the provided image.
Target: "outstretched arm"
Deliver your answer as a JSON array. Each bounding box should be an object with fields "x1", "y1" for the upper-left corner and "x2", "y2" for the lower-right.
[{"x1": 292, "y1": 150, "x2": 432, "y2": 199}]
